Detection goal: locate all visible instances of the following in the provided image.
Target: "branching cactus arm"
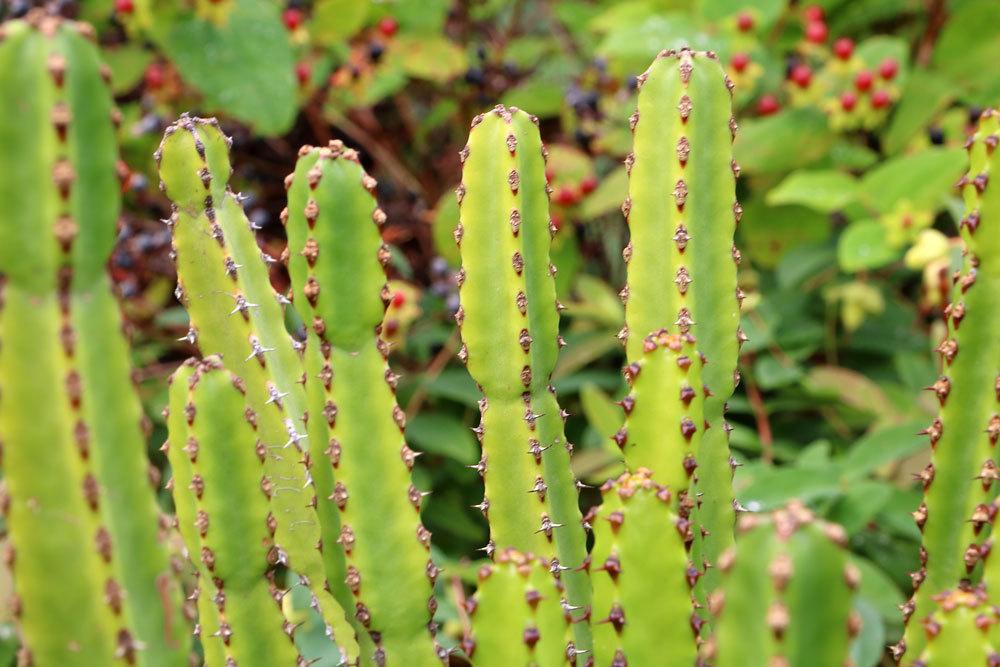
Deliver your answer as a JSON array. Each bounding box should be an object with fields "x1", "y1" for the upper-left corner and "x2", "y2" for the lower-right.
[
  {"x1": 284, "y1": 143, "x2": 441, "y2": 665},
  {"x1": 620, "y1": 48, "x2": 743, "y2": 599},
  {"x1": 455, "y1": 105, "x2": 591, "y2": 650},
  {"x1": 901, "y1": 108, "x2": 1000, "y2": 660}
]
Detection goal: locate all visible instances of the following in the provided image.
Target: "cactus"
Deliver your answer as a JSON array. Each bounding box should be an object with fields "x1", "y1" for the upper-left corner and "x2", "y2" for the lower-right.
[
  {"x1": 156, "y1": 115, "x2": 360, "y2": 661},
  {"x1": 0, "y1": 12, "x2": 187, "y2": 666},
  {"x1": 463, "y1": 548, "x2": 569, "y2": 665},
  {"x1": 282, "y1": 142, "x2": 441, "y2": 664},
  {"x1": 708, "y1": 503, "x2": 860, "y2": 667},
  {"x1": 589, "y1": 468, "x2": 697, "y2": 666},
  {"x1": 164, "y1": 357, "x2": 302, "y2": 666},
  {"x1": 908, "y1": 585, "x2": 998, "y2": 667},
  {"x1": 454, "y1": 104, "x2": 592, "y2": 651},
  {"x1": 617, "y1": 48, "x2": 742, "y2": 599},
  {"x1": 899, "y1": 108, "x2": 1000, "y2": 659}
]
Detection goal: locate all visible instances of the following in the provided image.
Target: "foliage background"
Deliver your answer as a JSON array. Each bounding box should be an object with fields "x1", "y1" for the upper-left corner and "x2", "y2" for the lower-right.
[{"x1": 3, "y1": 0, "x2": 999, "y2": 664}]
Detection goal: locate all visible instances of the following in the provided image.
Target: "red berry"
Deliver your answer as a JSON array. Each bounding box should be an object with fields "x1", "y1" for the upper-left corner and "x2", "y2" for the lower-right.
[
  {"x1": 555, "y1": 187, "x2": 579, "y2": 207},
  {"x1": 115, "y1": 0, "x2": 134, "y2": 13},
  {"x1": 545, "y1": 168, "x2": 555, "y2": 184},
  {"x1": 730, "y1": 52, "x2": 750, "y2": 73},
  {"x1": 383, "y1": 318, "x2": 400, "y2": 336},
  {"x1": 871, "y1": 89, "x2": 891, "y2": 109},
  {"x1": 282, "y1": 8, "x2": 303, "y2": 31},
  {"x1": 391, "y1": 291, "x2": 406, "y2": 308},
  {"x1": 790, "y1": 64, "x2": 812, "y2": 88},
  {"x1": 833, "y1": 37, "x2": 854, "y2": 60},
  {"x1": 580, "y1": 175, "x2": 598, "y2": 195},
  {"x1": 840, "y1": 91, "x2": 857, "y2": 111},
  {"x1": 144, "y1": 63, "x2": 164, "y2": 90},
  {"x1": 805, "y1": 21, "x2": 828, "y2": 44},
  {"x1": 757, "y1": 94, "x2": 780, "y2": 116},
  {"x1": 378, "y1": 16, "x2": 399, "y2": 38},
  {"x1": 803, "y1": 5, "x2": 824, "y2": 22},
  {"x1": 736, "y1": 12, "x2": 754, "y2": 32},
  {"x1": 879, "y1": 58, "x2": 899, "y2": 80},
  {"x1": 550, "y1": 214, "x2": 563, "y2": 231},
  {"x1": 296, "y1": 62, "x2": 311, "y2": 86},
  {"x1": 854, "y1": 70, "x2": 873, "y2": 92}
]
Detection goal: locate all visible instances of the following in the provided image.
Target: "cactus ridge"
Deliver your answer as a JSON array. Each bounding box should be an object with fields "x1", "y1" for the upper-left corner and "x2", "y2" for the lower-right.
[
  {"x1": 464, "y1": 548, "x2": 571, "y2": 667},
  {"x1": 900, "y1": 108, "x2": 1000, "y2": 660},
  {"x1": 0, "y1": 12, "x2": 186, "y2": 665},
  {"x1": 588, "y1": 468, "x2": 698, "y2": 666},
  {"x1": 709, "y1": 503, "x2": 859, "y2": 667},
  {"x1": 909, "y1": 585, "x2": 999, "y2": 667},
  {"x1": 283, "y1": 142, "x2": 441, "y2": 665},
  {"x1": 455, "y1": 104, "x2": 591, "y2": 650},
  {"x1": 619, "y1": 47, "x2": 743, "y2": 602},
  {"x1": 157, "y1": 115, "x2": 360, "y2": 661},
  {"x1": 165, "y1": 357, "x2": 302, "y2": 667}
]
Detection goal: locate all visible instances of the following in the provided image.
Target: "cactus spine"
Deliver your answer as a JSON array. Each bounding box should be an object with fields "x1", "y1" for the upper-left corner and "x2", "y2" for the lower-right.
[
  {"x1": 283, "y1": 142, "x2": 440, "y2": 664},
  {"x1": 910, "y1": 586, "x2": 998, "y2": 667},
  {"x1": 589, "y1": 468, "x2": 696, "y2": 665},
  {"x1": 156, "y1": 116, "x2": 359, "y2": 661},
  {"x1": 618, "y1": 48, "x2": 742, "y2": 598},
  {"x1": 454, "y1": 104, "x2": 591, "y2": 653},
  {"x1": 165, "y1": 357, "x2": 302, "y2": 666},
  {"x1": 464, "y1": 549, "x2": 569, "y2": 665},
  {"x1": 900, "y1": 108, "x2": 1000, "y2": 659},
  {"x1": 709, "y1": 503, "x2": 860, "y2": 667},
  {"x1": 0, "y1": 12, "x2": 187, "y2": 665}
]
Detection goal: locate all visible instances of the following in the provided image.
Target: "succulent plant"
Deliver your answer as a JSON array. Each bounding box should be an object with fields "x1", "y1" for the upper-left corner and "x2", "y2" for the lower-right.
[
  {"x1": 708, "y1": 502, "x2": 860, "y2": 667},
  {"x1": 156, "y1": 115, "x2": 360, "y2": 662},
  {"x1": 589, "y1": 467, "x2": 697, "y2": 666},
  {"x1": 0, "y1": 12, "x2": 187, "y2": 666},
  {"x1": 899, "y1": 108, "x2": 1000, "y2": 660},
  {"x1": 463, "y1": 548, "x2": 569, "y2": 666},
  {"x1": 165, "y1": 358, "x2": 301, "y2": 666},
  {"x1": 283, "y1": 141, "x2": 441, "y2": 664},
  {"x1": 616, "y1": 47, "x2": 743, "y2": 604},
  {"x1": 453, "y1": 104, "x2": 592, "y2": 652},
  {"x1": 908, "y1": 585, "x2": 998, "y2": 667}
]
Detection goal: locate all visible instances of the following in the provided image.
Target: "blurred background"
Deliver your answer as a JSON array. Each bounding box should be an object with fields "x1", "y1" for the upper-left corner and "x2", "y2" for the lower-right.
[{"x1": 2, "y1": 0, "x2": 998, "y2": 664}]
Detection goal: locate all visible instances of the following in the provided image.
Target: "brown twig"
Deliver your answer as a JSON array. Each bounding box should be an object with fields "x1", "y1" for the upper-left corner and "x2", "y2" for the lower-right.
[
  {"x1": 916, "y1": 0, "x2": 948, "y2": 67},
  {"x1": 743, "y1": 372, "x2": 774, "y2": 464}
]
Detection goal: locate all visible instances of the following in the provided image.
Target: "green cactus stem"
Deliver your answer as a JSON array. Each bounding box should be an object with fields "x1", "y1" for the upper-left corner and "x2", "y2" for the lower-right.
[
  {"x1": 589, "y1": 468, "x2": 697, "y2": 666},
  {"x1": 0, "y1": 12, "x2": 186, "y2": 665},
  {"x1": 618, "y1": 48, "x2": 743, "y2": 598},
  {"x1": 165, "y1": 357, "x2": 301, "y2": 666},
  {"x1": 454, "y1": 104, "x2": 591, "y2": 652},
  {"x1": 283, "y1": 141, "x2": 440, "y2": 665},
  {"x1": 463, "y1": 548, "x2": 569, "y2": 666},
  {"x1": 908, "y1": 585, "x2": 998, "y2": 667},
  {"x1": 156, "y1": 115, "x2": 359, "y2": 662},
  {"x1": 708, "y1": 503, "x2": 859, "y2": 667},
  {"x1": 899, "y1": 108, "x2": 1000, "y2": 660}
]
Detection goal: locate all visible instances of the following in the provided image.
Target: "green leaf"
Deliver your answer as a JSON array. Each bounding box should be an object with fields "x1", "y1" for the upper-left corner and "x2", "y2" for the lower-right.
[
  {"x1": 850, "y1": 598, "x2": 886, "y2": 667},
  {"x1": 883, "y1": 70, "x2": 954, "y2": 154},
  {"x1": 857, "y1": 148, "x2": 967, "y2": 214},
  {"x1": 312, "y1": 0, "x2": 369, "y2": 45},
  {"x1": 933, "y1": 0, "x2": 1000, "y2": 101},
  {"x1": 840, "y1": 420, "x2": 927, "y2": 481},
  {"x1": 828, "y1": 480, "x2": 894, "y2": 534},
  {"x1": 389, "y1": 35, "x2": 467, "y2": 82},
  {"x1": 406, "y1": 412, "x2": 478, "y2": 465},
  {"x1": 734, "y1": 108, "x2": 835, "y2": 174},
  {"x1": 738, "y1": 200, "x2": 831, "y2": 268},
  {"x1": 430, "y1": 189, "x2": 460, "y2": 265},
  {"x1": 837, "y1": 220, "x2": 900, "y2": 272},
  {"x1": 580, "y1": 165, "x2": 628, "y2": 219},
  {"x1": 156, "y1": 0, "x2": 296, "y2": 134},
  {"x1": 100, "y1": 44, "x2": 154, "y2": 94},
  {"x1": 579, "y1": 383, "x2": 622, "y2": 440},
  {"x1": 695, "y1": 0, "x2": 784, "y2": 25},
  {"x1": 753, "y1": 355, "x2": 803, "y2": 390},
  {"x1": 767, "y1": 170, "x2": 858, "y2": 213},
  {"x1": 803, "y1": 366, "x2": 900, "y2": 424},
  {"x1": 594, "y1": 11, "x2": 714, "y2": 77},
  {"x1": 737, "y1": 463, "x2": 843, "y2": 511},
  {"x1": 418, "y1": 367, "x2": 479, "y2": 407},
  {"x1": 849, "y1": 555, "x2": 906, "y2": 622}
]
